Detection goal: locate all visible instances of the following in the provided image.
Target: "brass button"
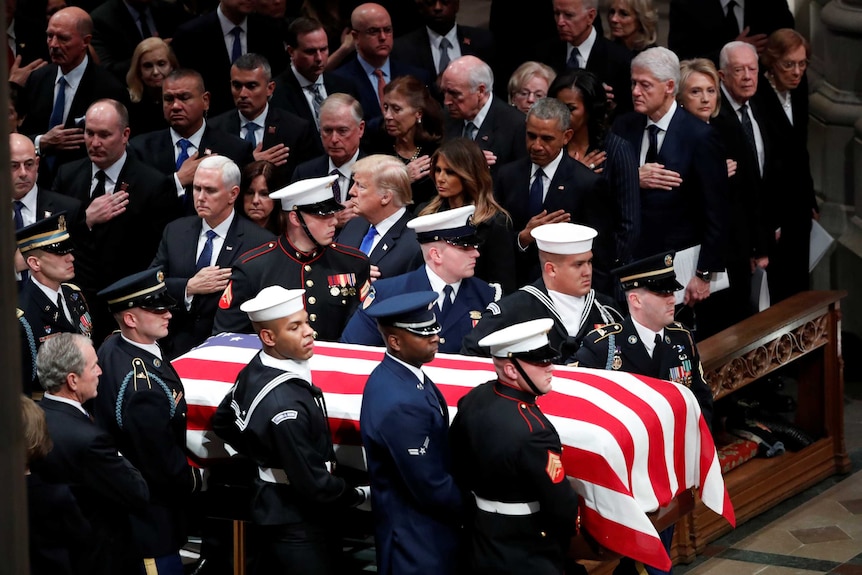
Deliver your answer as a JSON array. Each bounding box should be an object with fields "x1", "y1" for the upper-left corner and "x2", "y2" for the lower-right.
[
  {"x1": 520, "y1": 403, "x2": 526, "y2": 409},
  {"x1": 306, "y1": 280, "x2": 314, "y2": 287},
  {"x1": 309, "y1": 314, "x2": 317, "y2": 321},
  {"x1": 304, "y1": 265, "x2": 312, "y2": 272},
  {"x1": 308, "y1": 296, "x2": 317, "y2": 304},
  {"x1": 313, "y1": 331, "x2": 318, "y2": 339},
  {"x1": 540, "y1": 531, "x2": 546, "y2": 538}
]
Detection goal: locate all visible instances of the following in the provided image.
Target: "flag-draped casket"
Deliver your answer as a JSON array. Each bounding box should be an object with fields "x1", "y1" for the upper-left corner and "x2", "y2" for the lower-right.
[{"x1": 175, "y1": 333, "x2": 735, "y2": 570}]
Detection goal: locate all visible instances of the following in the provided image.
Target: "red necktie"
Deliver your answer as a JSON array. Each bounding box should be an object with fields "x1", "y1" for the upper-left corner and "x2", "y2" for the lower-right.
[{"x1": 373, "y1": 69, "x2": 386, "y2": 112}]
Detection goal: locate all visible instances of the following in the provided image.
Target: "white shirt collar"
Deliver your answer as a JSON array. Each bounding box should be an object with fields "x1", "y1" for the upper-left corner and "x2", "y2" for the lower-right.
[
  {"x1": 217, "y1": 4, "x2": 247, "y2": 34},
  {"x1": 570, "y1": 26, "x2": 597, "y2": 64},
  {"x1": 43, "y1": 392, "x2": 89, "y2": 416},
  {"x1": 57, "y1": 54, "x2": 88, "y2": 89},
  {"x1": 547, "y1": 289, "x2": 586, "y2": 336},
  {"x1": 372, "y1": 205, "x2": 406, "y2": 234},
  {"x1": 92, "y1": 151, "x2": 127, "y2": 185},
  {"x1": 385, "y1": 351, "x2": 426, "y2": 383},
  {"x1": 31, "y1": 275, "x2": 62, "y2": 302},
  {"x1": 631, "y1": 316, "x2": 664, "y2": 357},
  {"x1": 648, "y1": 99, "x2": 677, "y2": 130},
  {"x1": 240, "y1": 103, "x2": 268, "y2": 127},
  {"x1": 259, "y1": 349, "x2": 312, "y2": 382},
  {"x1": 170, "y1": 121, "x2": 207, "y2": 150},
  {"x1": 291, "y1": 62, "x2": 321, "y2": 87},
  {"x1": 121, "y1": 334, "x2": 163, "y2": 360},
  {"x1": 720, "y1": 83, "x2": 748, "y2": 112},
  {"x1": 534, "y1": 148, "x2": 565, "y2": 181},
  {"x1": 425, "y1": 265, "x2": 462, "y2": 307},
  {"x1": 203, "y1": 208, "x2": 235, "y2": 237},
  {"x1": 357, "y1": 54, "x2": 391, "y2": 80},
  {"x1": 17, "y1": 185, "x2": 38, "y2": 216},
  {"x1": 468, "y1": 94, "x2": 495, "y2": 131},
  {"x1": 330, "y1": 149, "x2": 360, "y2": 173}
]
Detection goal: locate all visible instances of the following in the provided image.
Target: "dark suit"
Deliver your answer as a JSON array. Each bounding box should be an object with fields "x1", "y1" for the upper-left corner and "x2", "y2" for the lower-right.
[
  {"x1": 668, "y1": 0, "x2": 795, "y2": 63},
  {"x1": 208, "y1": 105, "x2": 322, "y2": 189},
  {"x1": 150, "y1": 213, "x2": 275, "y2": 359},
  {"x1": 336, "y1": 210, "x2": 422, "y2": 280},
  {"x1": 33, "y1": 187, "x2": 84, "y2": 225},
  {"x1": 270, "y1": 70, "x2": 361, "y2": 126},
  {"x1": 533, "y1": 33, "x2": 634, "y2": 116},
  {"x1": 444, "y1": 96, "x2": 528, "y2": 176},
  {"x1": 332, "y1": 56, "x2": 432, "y2": 128},
  {"x1": 34, "y1": 396, "x2": 150, "y2": 575},
  {"x1": 52, "y1": 154, "x2": 176, "y2": 343},
  {"x1": 612, "y1": 106, "x2": 728, "y2": 273},
  {"x1": 392, "y1": 25, "x2": 495, "y2": 81},
  {"x1": 342, "y1": 266, "x2": 498, "y2": 353},
  {"x1": 494, "y1": 153, "x2": 615, "y2": 290},
  {"x1": 292, "y1": 151, "x2": 368, "y2": 184},
  {"x1": 11, "y1": 14, "x2": 47, "y2": 67},
  {"x1": 360, "y1": 354, "x2": 462, "y2": 575},
  {"x1": 90, "y1": 0, "x2": 189, "y2": 83},
  {"x1": 460, "y1": 279, "x2": 622, "y2": 361},
  {"x1": 18, "y1": 58, "x2": 129, "y2": 187},
  {"x1": 170, "y1": 12, "x2": 289, "y2": 116}
]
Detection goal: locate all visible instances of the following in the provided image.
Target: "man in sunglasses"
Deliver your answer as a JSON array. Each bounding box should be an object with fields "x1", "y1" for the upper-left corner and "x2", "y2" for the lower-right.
[
  {"x1": 90, "y1": 267, "x2": 202, "y2": 575},
  {"x1": 450, "y1": 317, "x2": 583, "y2": 574},
  {"x1": 341, "y1": 204, "x2": 499, "y2": 353}
]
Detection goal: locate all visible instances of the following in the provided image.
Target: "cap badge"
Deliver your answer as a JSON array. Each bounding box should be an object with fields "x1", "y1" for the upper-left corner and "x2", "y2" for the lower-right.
[{"x1": 664, "y1": 254, "x2": 673, "y2": 267}]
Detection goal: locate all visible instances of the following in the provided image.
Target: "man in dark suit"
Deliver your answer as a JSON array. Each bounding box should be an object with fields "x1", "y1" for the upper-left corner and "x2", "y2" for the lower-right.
[
  {"x1": 90, "y1": 0, "x2": 189, "y2": 84},
  {"x1": 392, "y1": 0, "x2": 494, "y2": 86},
  {"x1": 461, "y1": 222, "x2": 622, "y2": 360},
  {"x1": 170, "y1": 0, "x2": 288, "y2": 116},
  {"x1": 612, "y1": 47, "x2": 728, "y2": 313},
  {"x1": 91, "y1": 268, "x2": 202, "y2": 575},
  {"x1": 495, "y1": 97, "x2": 614, "y2": 290},
  {"x1": 440, "y1": 55, "x2": 528, "y2": 175},
  {"x1": 16, "y1": 215, "x2": 93, "y2": 394},
  {"x1": 18, "y1": 7, "x2": 128, "y2": 187},
  {"x1": 338, "y1": 154, "x2": 422, "y2": 281},
  {"x1": 32, "y1": 333, "x2": 150, "y2": 575},
  {"x1": 151, "y1": 155, "x2": 274, "y2": 359},
  {"x1": 128, "y1": 69, "x2": 255, "y2": 212},
  {"x1": 292, "y1": 93, "x2": 369, "y2": 230},
  {"x1": 343, "y1": 205, "x2": 499, "y2": 353},
  {"x1": 7, "y1": 0, "x2": 48, "y2": 70},
  {"x1": 270, "y1": 16, "x2": 361, "y2": 130},
  {"x1": 209, "y1": 53, "x2": 321, "y2": 190},
  {"x1": 52, "y1": 98, "x2": 177, "y2": 345},
  {"x1": 533, "y1": 0, "x2": 633, "y2": 116},
  {"x1": 668, "y1": 0, "x2": 795, "y2": 63},
  {"x1": 332, "y1": 3, "x2": 432, "y2": 130}
]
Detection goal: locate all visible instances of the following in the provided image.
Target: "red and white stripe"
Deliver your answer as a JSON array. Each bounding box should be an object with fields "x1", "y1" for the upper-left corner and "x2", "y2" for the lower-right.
[{"x1": 175, "y1": 333, "x2": 734, "y2": 570}]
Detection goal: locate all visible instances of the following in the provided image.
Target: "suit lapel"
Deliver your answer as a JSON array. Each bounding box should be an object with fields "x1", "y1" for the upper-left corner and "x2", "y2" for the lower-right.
[
  {"x1": 370, "y1": 212, "x2": 408, "y2": 264},
  {"x1": 621, "y1": 320, "x2": 657, "y2": 377},
  {"x1": 216, "y1": 216, "x2": 239, "y2": 267}
]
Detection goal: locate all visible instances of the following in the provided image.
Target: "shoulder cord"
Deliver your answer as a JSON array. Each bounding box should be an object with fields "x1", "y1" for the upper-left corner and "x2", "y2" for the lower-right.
[{"x1": 115, "y1": 370, "x2": 177, "y2": 430}]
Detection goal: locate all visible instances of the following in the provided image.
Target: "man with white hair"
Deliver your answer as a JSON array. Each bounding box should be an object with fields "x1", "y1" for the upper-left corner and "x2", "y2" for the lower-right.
[{"x1": 612, "y1": 46, "x2": 727, "y2": 323}]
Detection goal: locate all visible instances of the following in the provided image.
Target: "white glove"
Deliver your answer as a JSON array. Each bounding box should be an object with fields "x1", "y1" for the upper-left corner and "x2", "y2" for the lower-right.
[{"x1": 355, "y1": 485, "x2": 372, "y2": 511}]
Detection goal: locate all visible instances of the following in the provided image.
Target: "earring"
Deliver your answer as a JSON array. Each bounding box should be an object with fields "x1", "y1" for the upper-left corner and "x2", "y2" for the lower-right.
[{"x1": 417, "y1": 116, "x2": 422, "y2": 124}]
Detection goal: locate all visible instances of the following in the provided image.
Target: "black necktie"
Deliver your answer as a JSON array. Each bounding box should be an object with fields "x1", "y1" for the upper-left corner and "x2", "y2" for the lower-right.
[
  {"x1": 92, "y1": 170, "x2": 107, "y2": 199},
  {"x1": 652, "y1": 333, "x2": 663, "y2": 368},
  {"x1": 139, "y1": 10, "x2": 152, "y2": 38},
  {"x1": 13, "y1": 200, "x2": 24, "y2": 230},
  {"x1": 739, "y1": 104, "x2": 757, "y2": 155},
  {"x1": 529, "y1": 168, "x2": 544, "y2": 216},
  {"x1": 645, "y1": 125, "x2": 660, "y2": 164},
  {"x1": 438, "y1": 284, "x2": 454, "y2": 323},
  {"x1": 723, "y1": 0, "x2": 740, "y2": 39},
  {"x1": 567, "y1": 47, "x2": 581, "y2": 69},
  {"x1": 57, "y1": 292, "x2": 70, "y2": 323},
  {"x1": 330, "y1": 169, "x2": 342, "y2": 203}
]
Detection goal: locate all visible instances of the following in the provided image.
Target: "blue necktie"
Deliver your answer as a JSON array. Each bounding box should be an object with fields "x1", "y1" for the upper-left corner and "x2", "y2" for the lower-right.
[
  {"x1": 230, "y1": 26, "x2": 243, "y2": 63},
  {"x1": 567, "y1": 48, "x2": 581, "y2": 70},
  {"x1": 49, "y1": 76, "x2": 67, "y2": 129},
  {"x1": 176, "y1": 139, "x2": 191, "y2": 171},
  {"x1": 244, "y1": 121, "x2": 259, "y2": 147},
  {"x1": 13, "y1": 200, "x2": 25, "y2": 230},
  {"x1": 528, "y1": 168, "x2": 544, "y2": 216},
  {"x1": 196, "y1": 229, "x2": 217, "y2": 271},
  {"x1": 359, "y1": 225, "x2": 377, "y2": 255}
]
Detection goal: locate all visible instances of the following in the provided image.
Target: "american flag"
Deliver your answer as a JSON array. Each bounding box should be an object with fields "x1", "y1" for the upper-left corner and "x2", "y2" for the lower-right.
[{"x1": 175, "y1": 333, "x2": 735, "y2": 570}]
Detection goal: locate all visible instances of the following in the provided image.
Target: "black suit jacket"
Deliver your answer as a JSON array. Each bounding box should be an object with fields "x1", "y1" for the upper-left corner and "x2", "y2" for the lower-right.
[
  {"x1": 668, "y1": 0, "x2": 795, "y2": 63},
  {"x1": 150, "y1": 212, "x2": 275, "y2": 359},
  {"x1": 612, "y1": 106, "x2": 728, "y2": 272},
  {"x1": 170, "y1": 12, "x2": 289, "y2": 116},
  {"x1": 33, "y1": 187, "x2": 85, "y2": 233},
  {"x1": 336, "y1": 209, "x2": 423, "y2": 280},
  {"x1": 19, "y1": 58, "x2": 129, "y2": 186},
  {"x1": 208, "y1": 105, "x2": 322, "y2": 188},
  {"x1": 90, "y1": 0, "x2": 189, "y2": 83},
  {"x1": 392, "y1": 24, "x2": 495, "y2": 80},
  {"x1": 494, "y1": 154, "x2": 615, "y2": 290},
  {"x1": 270, "y1": 70, "x2": 361, "y2": 126},
  {"x1": 292, "y1": 151, "x2": 370, "y2": 186},
  {"x1": 12, "y1": 14, "x2": 47, "y2": 66},
  {"x1": 34, "y1": 397, "x2": 149, "y2": 575},
  {"x1": 444, "y1": 96, "x2": 527, "y2": 176}
]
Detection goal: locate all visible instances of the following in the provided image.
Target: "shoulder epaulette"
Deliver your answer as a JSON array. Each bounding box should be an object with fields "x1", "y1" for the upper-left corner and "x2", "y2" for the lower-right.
[
  {"x1": 588, "y1": 322, "x2": 623, "y2": 343},
  {"x1": 666, "y1": 322, "x2": 691, "y2": 333},
  {"x1": 16, "y1": 308, "x2": 24, "y2": 319},
  {"x1": 329, "y1": 242, "x2": 368, "y2": 259},
  {"x1": 61, "y1": 282, "x2": 82, "y2": 291},
  {"x1": 239, "y1": 240, "x2": 278, "y2": 263}
]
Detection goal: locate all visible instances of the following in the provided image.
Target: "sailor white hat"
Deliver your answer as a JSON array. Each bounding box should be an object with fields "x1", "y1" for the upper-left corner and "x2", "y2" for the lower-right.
[
  {"x1": 270, "y1": 174, "x2": 343, "y2": 215},
  {"x1": 530, "y1": 223, "x2": 597, "y2": 255},
  {"x1": 241, "y1": 286, "x2": 306, "y2": 322}
]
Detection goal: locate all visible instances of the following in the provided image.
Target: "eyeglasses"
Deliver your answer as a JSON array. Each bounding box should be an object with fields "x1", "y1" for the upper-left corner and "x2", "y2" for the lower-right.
[
  {"x1": 356, "y1": 26, "x2": 393, "y2": 37},
  {"x1": 514, "y1": 89, "x2": 546, "y2": 100},
  {"x1": 779, "y1": 59, "x2": 808, "y2": 71}
]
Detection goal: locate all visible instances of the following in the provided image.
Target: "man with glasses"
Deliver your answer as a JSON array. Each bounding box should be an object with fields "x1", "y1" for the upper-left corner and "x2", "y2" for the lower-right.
[
  {"x1": 360, "y1": 290, "x2": 463, "y2": 575},
  {"x1": 342, "y1": 204, "x2": 498, "y2": 353},
  {"x1": 91, "y1": 267, "x2": 202, "y2": 575},
  {"x1": 332, "y1": 3, "x2": 430, "y2": 131},
  {"x1": 450, "y1": 317, "x2": 583, "y2": 574}
]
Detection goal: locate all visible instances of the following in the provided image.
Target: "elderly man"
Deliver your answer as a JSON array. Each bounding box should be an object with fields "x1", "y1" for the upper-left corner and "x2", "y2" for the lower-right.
[
  {"x1": 343, "y1": 204, "x2": 499, "y2": 353},
  {"x1": 213, "y1": 174, "x2": 370, "y2": 340},
  {"x1": 462, "y1": 222, "x2": 621, "y2": 361},
  {"x1": 338, "y1": 154, "x2": 422, "y2": 280},
  {"x1": 612, "y1": 46, "x2": 728, "y2": 319},
  {"x1": 18, "y1": 6, "x2": 128, "y2": 185},
  {"x1": 440, "y1": 55, "x2": 528, "y2": 173},
  {"x1": 91, "y1": 267, "x2": 202, "y2": 575},
  {"x1": 51, "y1": 98, "x2": 176, "y2": 344},
  {"x1": 360, "y1": 291, "x2": 463, "y2": 575},
  {"x1": 32, "y1": 333, "x2": 149, "y2": 575},
  {"x1": 214, "y1": 286, "x2": 369, "y2": 574},
  {"x1": 209, "y1": 53, "x2": 321, "y2": 189},
  {"x1": 16, "y1": 214, "x2": 93, "y2": 393},
  {"x1": 150, "y1": 154, "x2": 275, "y2": 359},
  {"x1": 450, "y1": 318, "x2": 582, "y2": 574}
]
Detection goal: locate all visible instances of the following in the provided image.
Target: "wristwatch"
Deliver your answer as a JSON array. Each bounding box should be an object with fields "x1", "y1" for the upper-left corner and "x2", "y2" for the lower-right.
[{"x1": 695, "y1": 269, "x2": 713, "y2": 282}]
